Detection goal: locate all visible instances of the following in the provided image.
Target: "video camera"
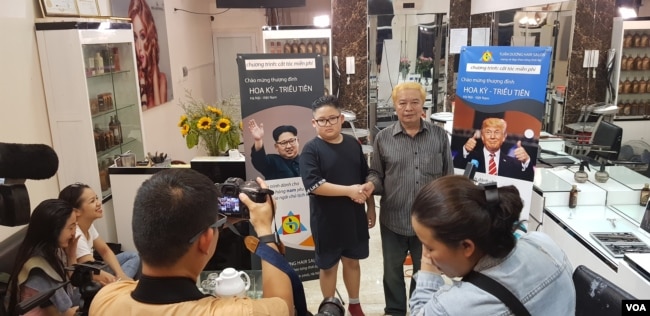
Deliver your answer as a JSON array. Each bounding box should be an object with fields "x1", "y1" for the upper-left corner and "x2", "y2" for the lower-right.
[
  {"x1": 67, "y1": 261, "x2": 106, "y2": 316},
  {"x1": 314, "y1": 297, "x2": 345, "y2": 316},
  {"x1": 0, "y1": 143, "x2": 59, "y2": 227},
  {"x1": 215, "y1": 177, "x2": 274, "y2": 219}
]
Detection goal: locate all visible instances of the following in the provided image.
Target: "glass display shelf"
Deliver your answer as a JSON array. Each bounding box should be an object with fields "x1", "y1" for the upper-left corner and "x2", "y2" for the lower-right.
[
  {"x1": 86, "y1": 69, "x2": 131, "y2": 79},
  {"x1": 83, "y1": 41, "x2": 144, "y2": 199},
  {"x1": 91, "y1": 103, "x2": 137, "y2": 119}
]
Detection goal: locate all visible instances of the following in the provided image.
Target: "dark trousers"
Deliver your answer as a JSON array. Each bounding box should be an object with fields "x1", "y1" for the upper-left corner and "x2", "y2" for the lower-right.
[{"x1": 380, "y1": 223, "x2": 422, "y2": 316}]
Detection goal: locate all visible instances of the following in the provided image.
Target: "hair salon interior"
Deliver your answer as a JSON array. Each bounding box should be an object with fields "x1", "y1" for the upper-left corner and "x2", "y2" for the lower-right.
[{"x1": 2, "y1": 0, "x2": 650, "y2": 314}]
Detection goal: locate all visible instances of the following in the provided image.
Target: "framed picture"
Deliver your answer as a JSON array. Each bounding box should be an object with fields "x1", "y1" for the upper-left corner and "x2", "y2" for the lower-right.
[
  {"x1": 39, "y1": 0, "x2": 79, "y2": 16},
  {"x1": 76, "y1": 0, "x2": 99, "y2": 16}
]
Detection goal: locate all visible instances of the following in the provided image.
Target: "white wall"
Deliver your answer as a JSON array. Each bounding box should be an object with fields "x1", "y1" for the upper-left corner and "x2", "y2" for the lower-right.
[
  {"x1": 0, "y1": 1, "x2": 60, "y2": 240},
  {"x1": 140, "y1": 0, "x2": 219, "y2": 165}
]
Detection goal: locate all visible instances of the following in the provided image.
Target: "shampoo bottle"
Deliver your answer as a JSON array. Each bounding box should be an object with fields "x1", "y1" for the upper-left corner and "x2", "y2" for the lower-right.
[{"x1": 569, "y1": 185, "x2": 579, "y2": 208}]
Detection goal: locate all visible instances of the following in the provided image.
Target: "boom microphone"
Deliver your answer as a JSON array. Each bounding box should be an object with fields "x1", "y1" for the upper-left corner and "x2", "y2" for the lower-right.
[{"x1": 0, "y1": 142, "x2": 59, "y2": 180}]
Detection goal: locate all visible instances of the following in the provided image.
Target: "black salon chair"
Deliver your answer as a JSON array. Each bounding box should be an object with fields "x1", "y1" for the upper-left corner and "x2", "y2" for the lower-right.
[{"x1": 573, "y1": 265, "x2": 636, "y2": 316}]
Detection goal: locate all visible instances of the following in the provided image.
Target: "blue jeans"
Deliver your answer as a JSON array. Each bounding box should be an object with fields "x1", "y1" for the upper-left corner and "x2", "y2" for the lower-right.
[
  {"x1": 380, "y1": 223, "x2": 422, "y2": 316},
  {"x1": 105, "y1": 251, "x2": 140, "y2": 279}
]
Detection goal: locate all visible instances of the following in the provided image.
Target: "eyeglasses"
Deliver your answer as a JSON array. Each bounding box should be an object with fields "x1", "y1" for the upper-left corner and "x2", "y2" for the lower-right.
[
  {"x1": 314, "y1": 115, "x2": 341, "y2": 127},
  {"x1": 188, "y1": 213, "x2": 228, "y2": 244},
  {"x1": 276, "y1": 137, "x2": 298, "y2": 147}
]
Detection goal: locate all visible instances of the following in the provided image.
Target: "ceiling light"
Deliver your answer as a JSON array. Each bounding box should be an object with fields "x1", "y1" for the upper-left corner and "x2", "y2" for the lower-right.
[{"x1": 313, "y1": 15, "x2": 330, "y2": 27}]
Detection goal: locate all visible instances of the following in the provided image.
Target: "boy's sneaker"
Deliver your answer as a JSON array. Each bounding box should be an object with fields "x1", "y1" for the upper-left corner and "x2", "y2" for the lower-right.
[{"x1": 348, "y1": 303, "x2": 365, "y2": 316}]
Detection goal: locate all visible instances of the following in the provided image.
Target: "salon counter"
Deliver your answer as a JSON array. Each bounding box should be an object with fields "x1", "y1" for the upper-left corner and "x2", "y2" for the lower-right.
[{"x1": 543, "y1": 205, "x2": 650, "y2": 298}]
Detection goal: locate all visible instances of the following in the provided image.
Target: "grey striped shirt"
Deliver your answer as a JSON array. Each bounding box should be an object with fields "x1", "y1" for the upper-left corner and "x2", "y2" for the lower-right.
[{"x1": 367, "y1": 119, "x2": 453, "y2": 236}]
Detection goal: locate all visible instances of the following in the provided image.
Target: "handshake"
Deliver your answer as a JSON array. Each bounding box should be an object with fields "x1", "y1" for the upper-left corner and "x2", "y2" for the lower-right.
[{"x1": 349, "y1": 181, "x2": 375, "y2": 204}]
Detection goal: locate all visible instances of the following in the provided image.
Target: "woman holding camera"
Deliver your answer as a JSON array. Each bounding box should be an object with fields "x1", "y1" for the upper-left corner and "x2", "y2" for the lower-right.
[
  {"x1": 59, "y1": 183, "x2": 140, "y2": 285},
  {"x1": 409, "y1": 176, "x2": 575, "y2": 315},
  {"x1": 6, "y1": 199, "x2": 80, "y2": 316}
]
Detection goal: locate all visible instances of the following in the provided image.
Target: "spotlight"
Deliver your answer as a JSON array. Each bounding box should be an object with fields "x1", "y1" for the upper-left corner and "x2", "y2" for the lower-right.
[{"x1": 616, "y1": 0, "x2": 642, "y2": 19}]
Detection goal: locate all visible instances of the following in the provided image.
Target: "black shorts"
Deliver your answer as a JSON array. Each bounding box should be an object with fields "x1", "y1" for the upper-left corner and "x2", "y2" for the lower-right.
[{"x1": 315, "y1": 240, "x2": 369, "y2": 269}]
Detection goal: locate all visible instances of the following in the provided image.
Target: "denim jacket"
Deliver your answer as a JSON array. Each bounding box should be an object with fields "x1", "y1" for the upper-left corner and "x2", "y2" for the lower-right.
[{"x1": 409, "y1": 232, "x2": 575, "y2": 315}]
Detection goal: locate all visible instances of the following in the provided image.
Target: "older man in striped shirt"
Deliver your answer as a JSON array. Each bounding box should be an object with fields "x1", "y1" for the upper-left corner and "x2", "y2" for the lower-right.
[{"x1": 363, "y1": 82, "x2": 453, "y2": 316}]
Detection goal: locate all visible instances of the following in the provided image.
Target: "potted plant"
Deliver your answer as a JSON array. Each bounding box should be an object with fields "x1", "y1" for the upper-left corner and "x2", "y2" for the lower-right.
[{"x1": 178, "y1": 93, "x2": 242, "y2": 156}]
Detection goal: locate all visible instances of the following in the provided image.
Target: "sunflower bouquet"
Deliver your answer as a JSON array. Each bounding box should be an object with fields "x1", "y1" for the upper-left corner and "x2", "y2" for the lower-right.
[{"x1": 178, "y1": 93, "x2": 242, "y2": 156}]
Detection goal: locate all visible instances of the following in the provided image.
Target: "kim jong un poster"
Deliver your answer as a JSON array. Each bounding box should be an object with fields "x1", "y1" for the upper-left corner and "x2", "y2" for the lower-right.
[{"x1": 237, "y1": 53, "x2": 323, "y2": 281}]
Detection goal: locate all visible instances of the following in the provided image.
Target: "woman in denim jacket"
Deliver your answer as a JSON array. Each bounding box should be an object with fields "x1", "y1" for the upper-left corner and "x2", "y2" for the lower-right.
[{"x1": 409, "y1": 176, "x2": 575, "y2": 315}]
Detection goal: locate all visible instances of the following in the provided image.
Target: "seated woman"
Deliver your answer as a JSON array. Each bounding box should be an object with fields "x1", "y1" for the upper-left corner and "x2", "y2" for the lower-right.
[
  {"x1": 59, "y1": 183, "x2": 140, "y2": 285},
  {"x1": 409, "y1": 175, "x2": 575, "y2": 315},
  {"x1": 6, "y1": 199, "x2": 80, "y2": 316}
]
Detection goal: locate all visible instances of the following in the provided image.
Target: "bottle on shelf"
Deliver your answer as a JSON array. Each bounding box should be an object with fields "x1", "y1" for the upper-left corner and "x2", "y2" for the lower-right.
[
  {"x1": 314, "y1": 41, "x2": 322, "y2": 54},
  {"x1": 87, "y1": 57, "x2": 95, "y2": 76},
  {"x1": 93, "y1": 123, "x2": 105, "y2": 152},
  {"x1": 112, "y1": 47, "x2": 121, "y2": 71},
  {"x1": 639, "y1": 77, "x2": 648, "y2": 94},
  {"x1": 321, "y1": 40, "x2": 328, "y2": 56},
  {"x1": 624, "y1": 33, "x2": 633, "y2": 48},
  {"x1": 269, "y1": 41, "x2": 275, "y2": 54},
  {"x1": 634, "y1": 32, "x2": 642, "y2": 47},
  {"x1": 114, "y1": 114, "x2": 123, "y2": 144},
  {"x1": 306, "y1": 41, "x2": 313, "y2": 53},
  {"x1": 109, "y1": 116, "x2": 116, "y2": 143},
  {"x1": 623, "y1": 77, "x2": 632, "y2": 94},
  {"x1": 569, "y1": 185, "x2": 579, "y2": 208},
  {"x1": 641, "y1": 33, "x2": 648, "y2": 47},
  {"x1": 632, "y1": 77, "x2": 640, "y2": 94},
  {"x1": 291, "y1": 41, "x2": 299, "y2": 54},
  {"x1": 635, "y1": 55, "x2": 644, "y2": 71},
  {"x1": 324, "y1": 62, "x2": 330, "y2": 79},
  {"x1": 626, "y1": 55, "x2": 635, "y2": 71},
  {"x1": 94, "y1": 52, "x2": 104, "y2": 75},
  {"x1": 104, "y1": 49, "x2": 113, "y2": 73},
  {"x1": 641, "y1": 183, "x2": 650, "y2": 206},
  {"x1": 284, "y1": 41, "x2": 292, "y2": 54}
]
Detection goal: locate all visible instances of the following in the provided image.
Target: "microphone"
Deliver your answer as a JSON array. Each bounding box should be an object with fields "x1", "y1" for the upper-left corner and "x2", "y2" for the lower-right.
[
  {"x1": 0, "y1": 143, "x2": 59, "y2": 180},
  {"x1": 463, "y1": 159, "x2": 479, "y2": 180}
]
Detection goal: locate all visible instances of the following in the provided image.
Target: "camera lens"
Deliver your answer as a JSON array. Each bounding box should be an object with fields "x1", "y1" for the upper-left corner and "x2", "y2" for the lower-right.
[{"x1": 317, "y1": 297, "x2": 344, "y2": 316}]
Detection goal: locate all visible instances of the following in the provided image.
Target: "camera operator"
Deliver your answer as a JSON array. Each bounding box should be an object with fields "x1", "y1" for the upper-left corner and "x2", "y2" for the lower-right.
[{"x1": 88, "y1": 169, "x2": 294, "y2": 316}]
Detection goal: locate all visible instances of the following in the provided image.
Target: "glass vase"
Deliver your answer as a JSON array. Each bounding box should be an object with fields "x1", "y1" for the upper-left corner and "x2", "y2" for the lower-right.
[{"x1": 400, "y1": 68, "x2": 408, "y2": 81}]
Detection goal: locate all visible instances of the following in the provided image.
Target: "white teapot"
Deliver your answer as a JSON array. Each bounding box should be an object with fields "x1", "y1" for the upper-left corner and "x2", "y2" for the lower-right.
[{"x1": 214, "y1": 268, "x2": 250, "y2": 298}]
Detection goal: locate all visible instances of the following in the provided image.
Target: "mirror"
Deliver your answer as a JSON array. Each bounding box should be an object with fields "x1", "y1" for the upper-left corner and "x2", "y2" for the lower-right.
[{"x1": 368, "y1": 2, "x2": 449, "y2": 139}]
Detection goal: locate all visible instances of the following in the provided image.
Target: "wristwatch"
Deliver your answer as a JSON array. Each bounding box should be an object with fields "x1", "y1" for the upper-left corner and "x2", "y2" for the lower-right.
[
  {"x1": 258, "y1": 233, "x2": 279, "y2": 245},
  {"x1": 257, "y1": 233, "x2": 285, "y2": 254}
]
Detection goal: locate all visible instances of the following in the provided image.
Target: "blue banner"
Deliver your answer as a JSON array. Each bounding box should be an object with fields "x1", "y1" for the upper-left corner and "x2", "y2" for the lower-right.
[{"x1": 451, "y1": 46, "x2": 552, "y2": 221}]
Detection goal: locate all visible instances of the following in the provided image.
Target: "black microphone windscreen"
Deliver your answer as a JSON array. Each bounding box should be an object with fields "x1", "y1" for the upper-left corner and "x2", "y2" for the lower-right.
[{"x1": 0, "y1": 143, "x2": 59, "y2": 180}]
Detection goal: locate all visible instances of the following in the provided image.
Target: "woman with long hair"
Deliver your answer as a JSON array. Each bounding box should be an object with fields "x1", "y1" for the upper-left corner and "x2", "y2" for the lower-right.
[
  {"x1": 128, "y1": 0, "x2": 167, "y2": 109},
  {"x1": 7, "y1": 199, "x2": 80, "y2": 316},
  {"x1": 409, "y1": 175, "x2": 575, "y2": 315},
  {"x1": 59, "y1": 183, "x2": 140, "y2": 285}
]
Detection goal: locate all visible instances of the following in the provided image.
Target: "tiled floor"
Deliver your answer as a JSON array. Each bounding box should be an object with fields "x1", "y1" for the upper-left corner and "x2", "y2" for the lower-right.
[{"x1": 303, "y1": 201, "x2": 412, "y2": 316}]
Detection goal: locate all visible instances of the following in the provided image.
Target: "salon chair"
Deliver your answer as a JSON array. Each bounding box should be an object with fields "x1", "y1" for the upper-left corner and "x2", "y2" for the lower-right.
[
  {"x1": 573, "y1": 265, "x2": 636, "y2": 316},
  {"x1": 0, "y1": 227, "x2": 28, "y2": 316}
]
